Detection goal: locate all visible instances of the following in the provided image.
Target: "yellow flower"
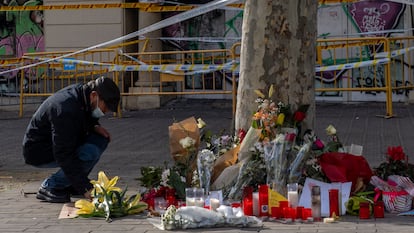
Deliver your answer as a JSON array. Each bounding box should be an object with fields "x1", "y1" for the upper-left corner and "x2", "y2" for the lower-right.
[
  {"x1": 90, "y1": 171, "x2": 122, "y2": 194},
  {"x1": 276, "y1": 113, "x2": 285, "y2": 125},
  {"x1": 197, "y1": 118, "x2": 206, "y2": 129},
  {"x1": 268, "y1": 85, "x2": 274, "y2": 98},
  {"x1": 126, "y1": 193, "x2": 148, "y2": 214},
  {"x1": 75, "y1": 199, "x2": 95, "y2": 215},
  {"x1": 326, "y1": 124, "x2": 337, "y2": 136},
  {"x1": 254, "y1": 89, "x2": 265, "y2": 98}
]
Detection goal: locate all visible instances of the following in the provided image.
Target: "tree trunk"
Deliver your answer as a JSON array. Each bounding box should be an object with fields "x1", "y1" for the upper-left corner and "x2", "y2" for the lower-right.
[{"x1": 235, "y1": 0, "x2": 317, "y2": 133}]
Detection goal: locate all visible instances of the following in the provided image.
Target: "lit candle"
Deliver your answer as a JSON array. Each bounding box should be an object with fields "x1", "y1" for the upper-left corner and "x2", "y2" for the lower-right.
[
  {"x1": 287, "y1": 191, "x2": 299, "y2": 208},
  {"x1": 210, "y1": 198, "x2": 220, "y2": 211},
  {"x1": 186, "y1": 197, "x2": 195, "y2": 206},
  {"x1": 252, "y1": 192, "x2": 259, "y2": 216},
  {"x1": 195, "y1": 198, "x2": 205, "y2": 207}
]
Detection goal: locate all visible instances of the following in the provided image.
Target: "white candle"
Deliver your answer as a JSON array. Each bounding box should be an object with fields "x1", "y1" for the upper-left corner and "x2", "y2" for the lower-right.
[
  {"x1": 210, "y1": 198, "x2": 220, "y2": 211},
  {"x1": 186, "y1": 197, "x2": 195, "y2": 206},
  {"x1": 195, "y1": 198, "x2": 205, "y2": 207},
  {"x1": 288, "y1": 191, "x2": 299, "y2": 208},
  {"x1": 252, "y1": 192, "x2": 259, "y2": 216}
]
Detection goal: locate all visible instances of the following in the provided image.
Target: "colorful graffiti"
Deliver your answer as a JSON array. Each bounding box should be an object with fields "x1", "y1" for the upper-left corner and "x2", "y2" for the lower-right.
[
  {"x1": 162, "y1": 7, "x2": 242, "y2": 90},
  {"x1": 316, "y1": 1, "x2": 407, "y2": 99},
  {"x1": 0, "y1": 0, "x2": 44, "y2": 59},
  {"x1": 0, "y1": 0, "x2": 44, "y2": 93}
]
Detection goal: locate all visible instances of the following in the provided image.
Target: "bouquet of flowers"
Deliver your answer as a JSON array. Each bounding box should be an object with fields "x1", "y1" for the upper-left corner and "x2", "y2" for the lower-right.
[
  {"x1": 224, "y1": 85, "x2": 313, "y2": 198},
  {"x1": 139, "y1": 117, "x2": 239, "y2": 207},
  {"x1": 374, "y1": 146, "x2": 414, "y2": 181},
  {"x1": 75, "y1": 171, "x2": 148, "y2": 222}
]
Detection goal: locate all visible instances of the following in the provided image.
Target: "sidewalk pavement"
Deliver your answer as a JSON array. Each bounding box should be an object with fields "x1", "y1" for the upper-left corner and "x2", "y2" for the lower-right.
[{"x1": 1, "y1": 99, "x2": 414, "y2": 232}]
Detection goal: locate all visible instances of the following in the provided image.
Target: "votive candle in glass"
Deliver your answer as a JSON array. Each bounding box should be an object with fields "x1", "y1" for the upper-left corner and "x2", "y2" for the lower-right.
[
  {"x1": 359, "y1": 202, "x2": 370, "y2": 219},
  {"x1": 287, "y1": 183, "x2": 299, "y2": 208},
  {"x1": 374, "y1": 201, "x2": 385, "y2": 218},
  {"x1": 242, "y1": 186, "x2": 253, "y2": 216},
  {"x1": 328, "y1": 189, "x2": 339, "y2": 217},
  {"x1": 258, "y1": 184, "x2": 269, "y2": 216}
]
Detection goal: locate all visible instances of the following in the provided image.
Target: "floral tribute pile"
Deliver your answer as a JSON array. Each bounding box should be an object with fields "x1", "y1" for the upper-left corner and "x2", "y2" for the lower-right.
[
  {"x1": 74, "y1": 85, "x2": 414, "y2": 225},
  {"x1": 137, "y1": 85, "x2": 375, "y2": 210}
]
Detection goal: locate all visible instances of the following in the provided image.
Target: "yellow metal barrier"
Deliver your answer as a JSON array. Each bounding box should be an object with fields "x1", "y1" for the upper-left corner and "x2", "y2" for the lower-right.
[
  {"x1": 315, "y1": 37, "x2": 393, "y2": 117},
  {"x1": 18, "y1": 48, "x2": 118, "y2": 117},
  {"x1": 17, "y1": 39, "x2": 239, "y2": 117},
  {"x1": 16, "y1": 36, "x2": 414, "y2": 118},
  {"x1": 387, "y1": 37, "x2": 414, "y2": 96},
  {"x1": 116, "y1": 45, "x2": 238, "y2": 115}
]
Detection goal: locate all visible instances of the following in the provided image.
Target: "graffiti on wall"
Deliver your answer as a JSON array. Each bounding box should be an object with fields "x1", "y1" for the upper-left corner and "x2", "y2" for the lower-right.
[
  {"x1": 0, "y1": 0, "x2": 44, "y2": 93},
  {"x1": 316, "y1": 1, "x2": 407, "y2": 99},
  {"x1": 0, "y1": 0, "x2": 44, "y2": 59},
  {"x1": 162, "y1": 7, "x2": 242, "y2": 90}
]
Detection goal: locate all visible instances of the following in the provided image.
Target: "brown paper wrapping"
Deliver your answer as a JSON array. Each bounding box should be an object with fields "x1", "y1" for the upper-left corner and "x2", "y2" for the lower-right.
[
  {"x1": 211, "y1": 145, "x2": 240, "y2": 183},
  {"x1": 168, "y1": 117, "x2": 200, "y2": 184},
  {"x1": 168, "y1": 117, "x2": 200, "y2": 163}
]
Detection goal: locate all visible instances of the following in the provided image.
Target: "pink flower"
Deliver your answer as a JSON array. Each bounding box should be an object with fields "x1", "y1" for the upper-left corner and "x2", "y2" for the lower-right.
[{"x1": 314, "y1": 139, "x2": 325, "y2": 149}]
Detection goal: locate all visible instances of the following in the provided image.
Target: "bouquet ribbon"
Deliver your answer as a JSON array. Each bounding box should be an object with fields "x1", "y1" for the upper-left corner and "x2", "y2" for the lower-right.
[{"x1": 375, "y1": 188, "x2": 409, "y2": 203}]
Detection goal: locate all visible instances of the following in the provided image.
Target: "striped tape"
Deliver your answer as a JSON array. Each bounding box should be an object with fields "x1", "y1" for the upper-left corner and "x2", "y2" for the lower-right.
[
  {"x1": 26, "y1": 55, "x2": 240, "y2": 73},
  {"x1": 0, "y1": 0, "x2": 370, "y2": 12},
  {"x1": 316, "y1": 58, "x2": 390, "y2": 72},
  {"x1": 375, "y1": 46, "x2": 414, "y2": 58},
  {"x1": 108, "y1": 61, "x2": 239, "y2": 72},
  {"x1": 0, "y1": 2, "x2": 244, "y2": 12},
  {"x1": 0, "y1": 0, "x2": 240, "y2": 76}
]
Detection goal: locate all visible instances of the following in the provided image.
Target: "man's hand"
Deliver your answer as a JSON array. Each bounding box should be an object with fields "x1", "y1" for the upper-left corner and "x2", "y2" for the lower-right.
[{"x1": 94, "y1": 125, "x2": 111, "y2": 141}]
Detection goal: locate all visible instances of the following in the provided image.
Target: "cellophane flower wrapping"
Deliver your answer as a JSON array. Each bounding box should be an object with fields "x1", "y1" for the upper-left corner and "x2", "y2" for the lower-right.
[
  {"x1": 150, "y1": 205, "x2": 263, "y2": 230},
  {"x1": 197, "y1": 149, "x2": 215, "y2": 194}
]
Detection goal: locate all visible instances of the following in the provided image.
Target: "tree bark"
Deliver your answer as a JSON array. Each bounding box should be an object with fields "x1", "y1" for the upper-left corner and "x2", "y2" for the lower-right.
[{"x1": 235, "y1": 0, "x2": 317, "y2": 133}]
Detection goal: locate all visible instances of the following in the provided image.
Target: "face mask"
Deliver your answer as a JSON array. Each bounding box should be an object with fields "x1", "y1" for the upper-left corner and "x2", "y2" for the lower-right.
[{"x1": 91, "y1": 95, "x2": 105, "y2": 118}]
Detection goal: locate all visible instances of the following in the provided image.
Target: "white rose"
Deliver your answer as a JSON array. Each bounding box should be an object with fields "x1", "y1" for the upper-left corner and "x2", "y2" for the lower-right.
[{"x1": 179, "y1": 136, "x2": 196, "y2": 149}]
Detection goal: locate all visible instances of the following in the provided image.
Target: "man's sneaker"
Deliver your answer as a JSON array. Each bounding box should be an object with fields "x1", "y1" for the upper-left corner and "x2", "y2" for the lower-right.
[
  {"x1": 62, "y1": 186, "x2": 83, "y2": 198},
  {"x1": 36, "y1": 187, "x2": 71, "y2": 203}
]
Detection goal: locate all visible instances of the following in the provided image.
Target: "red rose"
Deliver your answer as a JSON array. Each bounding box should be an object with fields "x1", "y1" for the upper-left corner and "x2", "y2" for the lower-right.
[
  {"x1": 314, "y1": 139, "x2": 325, "y2": 149},
  {"x1": 293, "y1": 111, "x2": 306, "y2": 122},
  {"x1": 238, "y1": 128, "x2": 247, "y2": 143},
  {"x1": 387, "y1": 146, "x2": 406, "y2": 161}
]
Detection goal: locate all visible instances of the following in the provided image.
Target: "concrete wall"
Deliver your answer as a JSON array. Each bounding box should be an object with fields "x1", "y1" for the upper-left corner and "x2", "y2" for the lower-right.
[{"x1": 44, "y1": 0, "x2": 124, "y2": 51}]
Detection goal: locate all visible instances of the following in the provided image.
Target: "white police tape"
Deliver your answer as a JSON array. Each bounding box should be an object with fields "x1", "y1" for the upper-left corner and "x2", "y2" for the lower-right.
[
  {"x1": 159, "y1": 37, "x2": 241, "y2": 43},
  {"x1": 375, "y1": 46, "x2": 414, "y2": 58},
  {"x1": 24, "y1": 55, "x2": 240, "y2": 74},
  {"x1": 107, "y1": 61, "x2": 239, "y2": 73},
  {"x1": 0, "y1": 0, "x2": 240, "y2": 76},
  {"x1": 315, "y1": 58, "x2": 390, "y2": 73},
  {"x1": 23, "y1": 56, "x2": 110, "y2": 67}
]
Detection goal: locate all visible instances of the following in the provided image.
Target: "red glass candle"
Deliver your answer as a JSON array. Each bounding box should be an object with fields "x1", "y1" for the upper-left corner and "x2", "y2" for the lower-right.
[
  {"x1": 271, "y1": 206, "x2": 281, "y2": 219},
  {"x1": 279, "y1": 200, "x2": 289, "y2": 218},
  {"x1": 296, "y1": 206, "x2": 304, "y2": 220},
  {"x1": 258, "y1": 184, "x2": 269, "y2": 216},
  {"x1": 165, "y1": 188, "x2": 176, "y2": 206},
  {"x1": 289, "y1": 207, "x2": 297, "y2": 220},
  {"x1": 359, "y1": 202, "x2": 370, "y2": 219},
  {"x1": 242, "y1": 187, "x2": 253, "y2": 216},
  {"x1": 328, "y1": 189, "x2": 339, "y2": 217},
  {"x1": 374, "y1": 201, "x2": 384, "y2": 218},
  {"x1": 302, "y1": 208, "x2": 312, "y2": 221}
]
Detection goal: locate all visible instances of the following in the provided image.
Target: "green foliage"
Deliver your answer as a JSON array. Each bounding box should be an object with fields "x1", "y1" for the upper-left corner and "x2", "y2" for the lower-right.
[
  {"x1": 375, "y1": 160, "x2": 414, "y2": 181},
  {"x1": 137, "y1": 166, "x2": 163, "y2": 188}
]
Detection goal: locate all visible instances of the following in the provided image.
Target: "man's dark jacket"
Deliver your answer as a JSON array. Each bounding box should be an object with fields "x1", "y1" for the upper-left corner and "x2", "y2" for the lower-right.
[{"x1": 23, "y1": 83, "x2": 99, "y2": 194}]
